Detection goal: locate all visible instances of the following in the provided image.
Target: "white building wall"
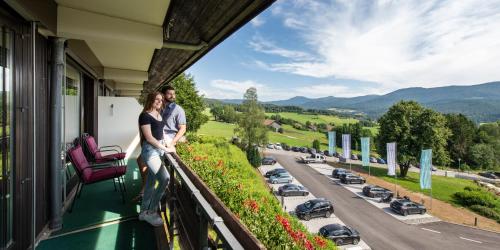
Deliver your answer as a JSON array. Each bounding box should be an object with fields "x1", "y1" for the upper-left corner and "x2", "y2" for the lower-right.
[{"x1": 98, "y1": 96, "x2": 143, "y2": 158}]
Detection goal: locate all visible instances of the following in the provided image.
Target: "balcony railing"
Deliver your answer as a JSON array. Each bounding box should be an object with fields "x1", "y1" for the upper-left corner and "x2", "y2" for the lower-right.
[{"x1": 163, "y1": 153, "x2": 264, "y2": 249}]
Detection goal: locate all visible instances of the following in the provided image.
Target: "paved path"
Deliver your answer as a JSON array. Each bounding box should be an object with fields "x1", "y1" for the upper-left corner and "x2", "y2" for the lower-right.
[{"x1": 267, "y1": 150, "x2": 500, "y2": 250}]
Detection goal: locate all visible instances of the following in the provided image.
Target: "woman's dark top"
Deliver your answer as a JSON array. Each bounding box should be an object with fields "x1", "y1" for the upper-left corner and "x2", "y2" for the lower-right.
[{"x1": 139, "y1": 112, "x2": 164, "y2": 141}]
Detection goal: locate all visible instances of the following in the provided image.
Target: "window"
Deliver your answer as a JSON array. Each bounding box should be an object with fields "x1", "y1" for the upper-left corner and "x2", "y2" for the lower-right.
[
  {"x1": 64, "y1": 63, "x2": 81, "y2": 144},
  {"x1": 0, "y1": 25, "x2": 13, "y2": 248}
]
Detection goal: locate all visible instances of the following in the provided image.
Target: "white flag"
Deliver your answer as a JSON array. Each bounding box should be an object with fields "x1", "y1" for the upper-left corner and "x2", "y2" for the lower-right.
[
  {"x1": 342, "y1": 134, "x2": 351, "y2": 159},
  {"x1": 387, "y1": 142, "x2": 397, "y2": 176}
]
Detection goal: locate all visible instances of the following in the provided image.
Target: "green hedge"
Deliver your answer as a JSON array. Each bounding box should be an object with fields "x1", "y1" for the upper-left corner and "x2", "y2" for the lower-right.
[
  {"x1": 453, "y1": 187, "x2": 500, "y2": 223},
  {"x1": 177, "y1": 136, "x2": 336, "y2": 249}
]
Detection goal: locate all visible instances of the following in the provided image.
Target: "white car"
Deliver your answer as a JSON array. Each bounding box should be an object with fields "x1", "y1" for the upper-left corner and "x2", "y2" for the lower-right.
[
  {"x1": 267, "y1": 144, "x2": 275, "y2": 149},
  {"x1": 275, "y1": 145, "x2": 283, "y2": 150}
]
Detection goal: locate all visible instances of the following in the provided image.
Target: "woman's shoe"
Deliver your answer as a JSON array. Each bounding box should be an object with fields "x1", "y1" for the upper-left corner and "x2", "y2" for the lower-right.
[{"x1": 139, "y1": 211, "x2": 163, "y2": 227}]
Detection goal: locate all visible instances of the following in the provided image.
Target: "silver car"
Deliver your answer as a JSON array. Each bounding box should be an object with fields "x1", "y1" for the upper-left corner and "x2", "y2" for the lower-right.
[{"x1": 269, "y1": 172, "x2": 293, "y2": 184}]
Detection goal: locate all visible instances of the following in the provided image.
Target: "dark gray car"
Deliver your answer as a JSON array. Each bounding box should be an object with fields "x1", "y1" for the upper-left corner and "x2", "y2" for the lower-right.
[
  {"x1": 319, "y1": 224, "x2": 360, "y2": 246},
  {"x1": 390, "y1": 199, "x2": 426, "y2": 216},
  {"x1": 278, "y1": 184, "x2": 309, "y2": 197}
]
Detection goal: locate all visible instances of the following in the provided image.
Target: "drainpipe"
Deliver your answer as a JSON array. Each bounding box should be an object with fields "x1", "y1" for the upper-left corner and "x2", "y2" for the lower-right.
[
  {"x1": 49, "y1": 37, "x2": 66, "y2": 230},
  {"x1": 162, "y1": 40, "x2": 207, "y2": 50}
]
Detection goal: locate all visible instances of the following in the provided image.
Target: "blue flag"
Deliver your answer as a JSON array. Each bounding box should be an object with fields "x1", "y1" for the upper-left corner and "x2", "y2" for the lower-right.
[
  {"x1": 328, "y1": 131, "x2": 336, "y2": 156},
  {"x1": 361, "y1": 137, "x2": 370, "y2": 167},
  {"x1": 420, "y1": 149, "x2": 432, "y2": 189}
]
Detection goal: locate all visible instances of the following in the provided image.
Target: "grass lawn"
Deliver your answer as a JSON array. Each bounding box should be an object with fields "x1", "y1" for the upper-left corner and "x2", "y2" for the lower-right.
[
  {"x1": 265, "y1": 112, "x2": 379, "y2": 135},
  {"x1": 335, "y1": 162, "x2": 476, "y2": 205}
]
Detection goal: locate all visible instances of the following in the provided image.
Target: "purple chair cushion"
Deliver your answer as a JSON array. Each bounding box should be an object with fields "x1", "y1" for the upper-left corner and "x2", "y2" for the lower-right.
[
  {"x1": 95, "y1": 152, "x2": 126, "y2": 163},
  {"x1": 84, "y1": 166, "x2": 127, "y2": 184},
  {"x1": 68, "y1": 145, "x2": 126, "y2": 184}
]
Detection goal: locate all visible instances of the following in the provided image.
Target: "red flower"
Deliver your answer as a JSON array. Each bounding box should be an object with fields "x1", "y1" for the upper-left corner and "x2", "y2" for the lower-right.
[
  {"x1": 217, "y1": 159, "x2": 224, "y2": 167},
  {"x1": 193, "y1": 156, "x2": 202, "y2": 161},
  {"x1": 314, "y1": 236, "x2": 327, "y2": 248},
  {"x1": 243, "y1": 199, "x2": 259, "y2": 213}
]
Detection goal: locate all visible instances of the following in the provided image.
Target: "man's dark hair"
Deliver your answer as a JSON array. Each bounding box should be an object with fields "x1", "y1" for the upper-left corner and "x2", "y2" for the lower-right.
[{"x1": 162, "y1": 85, "x2": 175, "y2": 93}]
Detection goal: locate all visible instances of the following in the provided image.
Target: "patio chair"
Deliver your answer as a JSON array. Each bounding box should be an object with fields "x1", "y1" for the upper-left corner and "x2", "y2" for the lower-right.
[
  {"x1": 81, "y1": 133, "x2": 126, "y2": 165},
  {"x1": 67, "y1": 145, "x2": 127, "y2": 212}
]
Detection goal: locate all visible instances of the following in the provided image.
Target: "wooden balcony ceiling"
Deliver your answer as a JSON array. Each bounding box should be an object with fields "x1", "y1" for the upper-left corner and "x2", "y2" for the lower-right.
[{"x1": 147, "y1": 0, "x2": 275, "y2": 89}]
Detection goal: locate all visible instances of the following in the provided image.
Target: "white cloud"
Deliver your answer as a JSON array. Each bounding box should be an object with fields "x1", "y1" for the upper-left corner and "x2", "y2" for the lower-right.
[
  {"x1": 250, "y1": 16, "x2": 265, "y2": 27},
  {"x1": 201, "y1": 79, "x2": 379, "y2": 101},
  {"x1": 249, "y1": 34, "x2": 313, "y2": 61},
  {"x1": 257, "y1": 0, "x2": 500, "y2": 93}
]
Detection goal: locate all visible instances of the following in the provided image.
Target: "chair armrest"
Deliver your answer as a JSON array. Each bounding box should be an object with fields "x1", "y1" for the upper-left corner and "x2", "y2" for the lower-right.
[
  {"x1": 99, "y1": 145, "x2": 123, "y2": 152},
  {"x1": 95, "y1": 149, "x2": 121, "y2": 155}
]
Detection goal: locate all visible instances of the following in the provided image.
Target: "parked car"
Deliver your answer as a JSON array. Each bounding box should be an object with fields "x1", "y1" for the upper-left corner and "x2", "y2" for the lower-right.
[
  {"x1": 323, "y1": 150, "x2": 331, "y2": 156},
  {"x1": 291, "y1": 146, "x2": 300, "y2": 152},
  {"x1": 317, "y1": 151, "x2": 325, "y2": 156},
  {"x1": 269, "y1": 172, "x2": 293, "y2": 184},
  {"x1": 340, "y1": 174, "x2": 366, "y2": 184},
  {"x1": 319, "y1": 224, "x2": 360, "y2": 246},
  {"x1": 300, "y1": 153, "x2": 326, "y2": 164},
  {"x1": 479, "y1": 172, "x2": 498, "y2": 179},
  {"x1": 278, "y1": 184, "x2": 309, "y2": 197},
  {"x1": 300, "y1": 147, "x2": 308, "y2": 153},
  {"x1": 339, "y1": 156, "x2": 348, "y2": 163},
  {"x1": 275, "y1": 145, "x2": 283, "y2": 150},
  {"x1": 351, "y1": 154, "x2": 358, "y2": 160},
  {"x1": 390, "y1": 198, "x2": 426, "y2": 216},
  {"x1": 261, "y1": 157, "x2": 277, "y2": 165},
  {"x1": 332, "y1": 168, "x2": 350, "y2": 179},
  {"x1": 266, "y1": 144, "x2": 275, "y2": 149},
  {"x1": 369, "y1": 157, "x2": 378, "y2": 163},
  {"x1": 295, "y1": 198, "x2": 334, "y2": 221},
  {"x1": 362, "y1": 185, "x2": 393, "y2": 198},
  {"x1": 357, "y1": 154, "x2": 362, "y2": 160},
  {"x1": 265, "y1": 168, "x2": 287, "y2": 178},
  {"x1": 283, "y1": 144, "x2": 291, "y2": 151},
  {"x1": 377, "y1": 158, "x2": 386, "y2": 164},
  {"x1": 308, "y1": 148, "x2": 317, "y2": 154}
]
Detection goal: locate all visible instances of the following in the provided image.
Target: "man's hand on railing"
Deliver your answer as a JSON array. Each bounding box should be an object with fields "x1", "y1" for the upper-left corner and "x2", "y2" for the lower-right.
[{"x1": 164, "y1": 146, "x2": 176, "y2": 154}]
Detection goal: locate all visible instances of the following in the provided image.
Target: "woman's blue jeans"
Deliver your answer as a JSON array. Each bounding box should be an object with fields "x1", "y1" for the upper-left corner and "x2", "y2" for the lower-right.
[{"x1": 140, "y1": 142, "x2": 170, "y2": 212}]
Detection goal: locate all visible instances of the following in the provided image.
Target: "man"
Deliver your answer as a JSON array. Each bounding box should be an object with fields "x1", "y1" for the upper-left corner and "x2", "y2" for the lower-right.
[
  {"x1": 161, "y1": 85, "x2": 187, "y2": 147},
  {"x1": 134, "y1": 85, "x2": 187, "y2": 201}
]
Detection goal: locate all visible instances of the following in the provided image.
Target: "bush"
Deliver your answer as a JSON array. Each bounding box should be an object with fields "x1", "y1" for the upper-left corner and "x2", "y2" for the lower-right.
[
  {"x1": 278, "y1": 127, "x2": 284, "y2": 133},
  {"x1": 177, "y1": 140, "x2": 336, "y2": 249},
  {"x1": 469, "y1": 205, "x2": 500, "y2": 223},
  {"x1": 246, "y1": 146, "x2": 262, "y2": 168},
  {"x1": 454, "y1": 187, "x2": 500, "y2": 222},
  {"x1": 312, "y1": 139, "x2": 321, "y2": 151}
]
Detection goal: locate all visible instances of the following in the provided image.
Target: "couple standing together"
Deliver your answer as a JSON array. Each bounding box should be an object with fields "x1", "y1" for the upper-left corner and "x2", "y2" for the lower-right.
[{"x1": 137, "y1": 86, "x2": 186, "y2": 226}]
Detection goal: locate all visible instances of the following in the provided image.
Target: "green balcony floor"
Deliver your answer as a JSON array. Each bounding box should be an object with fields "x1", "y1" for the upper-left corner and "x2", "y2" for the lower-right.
[{"x1": 37, "y1": 158, "x2": 157, "y2": 250}]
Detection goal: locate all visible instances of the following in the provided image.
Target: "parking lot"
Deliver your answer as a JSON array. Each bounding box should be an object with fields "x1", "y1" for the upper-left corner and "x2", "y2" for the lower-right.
[
  {"x1": 307, "y1": 163, "x2": 441, "y2": 225},
  {"x1": 258, "y1": 163, "x2": 372, "y2": 250}
]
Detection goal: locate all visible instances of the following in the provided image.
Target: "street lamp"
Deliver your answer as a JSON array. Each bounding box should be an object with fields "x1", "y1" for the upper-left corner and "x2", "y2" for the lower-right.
[{"x1": 458, "y1": 158, "x2": 461, "y2": 172}]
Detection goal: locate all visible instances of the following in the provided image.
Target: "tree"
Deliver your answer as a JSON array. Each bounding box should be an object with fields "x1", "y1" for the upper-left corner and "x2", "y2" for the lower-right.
[
  {"x1": 170, "y1": 73, "x2": 209, "y2": 132},
  {"x1": 470, "y1": 144, "x2": 496, "y2": 170},
  {"x1": 210, "y1": 103, "x2": 223, "y2": 121},
  {"x1": 445, "y1": 114, "x2": 477, "y2": 168},
  {"x1": 235, "y1": 87, "x2": 268, "y2": 150},
  {"x1": 246, "y1": 146, "x2": 262, "y2": 168},
  {"x1": 221, "y1": 105, "x2": 238, "y2": 123},
  {"x1": 376, "y1": 101, "x2": 451, "y2": 177},
  {"x1": 312, "y1": 139, "x2": 321, "y2": 151}
]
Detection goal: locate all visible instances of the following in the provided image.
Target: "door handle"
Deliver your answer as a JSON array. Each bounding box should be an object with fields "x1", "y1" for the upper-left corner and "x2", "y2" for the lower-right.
[{"x1": 21, "y1": 178, "x2": 31, "y2": 184}]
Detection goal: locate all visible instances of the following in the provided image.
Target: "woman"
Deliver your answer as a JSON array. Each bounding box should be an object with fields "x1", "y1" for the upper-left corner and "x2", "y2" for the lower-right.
[{"x1": 138, "y1": 91, "x2": 175, "y2": 226}]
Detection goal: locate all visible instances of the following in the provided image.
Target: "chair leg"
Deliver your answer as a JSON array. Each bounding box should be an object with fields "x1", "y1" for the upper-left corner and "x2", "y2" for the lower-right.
[
  {"x1": 120, "y1": 176, "x2": 127, "y2": 192},
  {"x1": 117, "y1": 177, "x2": 125, "y2": 204},
  {"x1": 70, "y1": 182, "x2": 82, "y2": 213},
  {"x1": 77, "y1": 183, "x2": 84, "y2": 198}
]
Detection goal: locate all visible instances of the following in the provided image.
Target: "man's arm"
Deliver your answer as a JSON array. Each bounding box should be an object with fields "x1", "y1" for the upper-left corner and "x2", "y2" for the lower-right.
[
  {"x1": 171, "y1": 124, "x2": 186, "y2": 145},
  {"x1": 171, "y1": 107, "x2": 187, "y2": 145}
]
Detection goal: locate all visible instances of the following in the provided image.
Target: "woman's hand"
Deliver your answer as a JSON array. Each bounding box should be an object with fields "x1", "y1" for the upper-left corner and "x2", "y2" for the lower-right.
[{"x1": 164, "y1": 145, "x2": 176, "y2": 153}]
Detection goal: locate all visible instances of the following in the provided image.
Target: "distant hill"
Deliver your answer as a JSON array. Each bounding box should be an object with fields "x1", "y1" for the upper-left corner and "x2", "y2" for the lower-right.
[{"x1": 207, "y1": 82, "x2": 500, "y2": 123}]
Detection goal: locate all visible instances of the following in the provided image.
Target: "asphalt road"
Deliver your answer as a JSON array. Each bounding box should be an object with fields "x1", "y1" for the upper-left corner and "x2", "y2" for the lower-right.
[{"x1": 267, "y1": 150, "x2": 500, "y2": 250}]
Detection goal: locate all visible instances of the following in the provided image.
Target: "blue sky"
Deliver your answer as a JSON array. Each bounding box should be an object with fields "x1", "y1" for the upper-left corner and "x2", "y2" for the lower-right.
[{"x1": 186, "y1": 0, "x2": 500, "y2": 101}]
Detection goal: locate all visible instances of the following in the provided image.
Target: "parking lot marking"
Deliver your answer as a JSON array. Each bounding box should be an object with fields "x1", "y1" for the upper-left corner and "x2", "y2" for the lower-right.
[
  {"x1": 459, "y1": 237, "x2": 482, "y2": 244},
  {"x1": 421, "y1": 228, "x2": 441, "y2": 234}
]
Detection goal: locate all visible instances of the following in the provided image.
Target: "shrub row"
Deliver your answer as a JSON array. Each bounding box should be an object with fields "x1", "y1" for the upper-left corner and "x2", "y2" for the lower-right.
[
  {"x1": 453, "y1": 187, "x2": 500, "y2": 223},
  {"x1": 177, "y1": 136, "x2": 336, "y2": 249}
]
